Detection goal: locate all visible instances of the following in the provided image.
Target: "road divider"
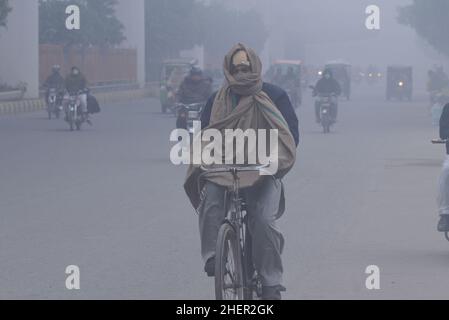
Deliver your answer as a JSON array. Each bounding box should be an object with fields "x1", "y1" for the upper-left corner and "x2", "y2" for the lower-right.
[{"x1": 0, "y1": 85, "x2": 159, "y2": 116}]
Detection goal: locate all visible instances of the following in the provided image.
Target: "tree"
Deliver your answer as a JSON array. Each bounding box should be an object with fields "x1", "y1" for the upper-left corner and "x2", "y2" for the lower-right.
[
  {"x1": 145, "y1": 0, "x2": 201, "y2": 79},
  {"x1": 195, "y1": 2, "x2": 268, "y2": 60},
  {"x1": 39, "y1": 0, "x2": 125, "y2": 48},
  {"x1": 0, "y1": 0, "x2": 12, "y2": 28},
  {"x1": 398, "y1": 0, "x2": 449, "y2": 58},
  {"x1": 145, "y1": 0, "x2": 268, "y2": 80}
]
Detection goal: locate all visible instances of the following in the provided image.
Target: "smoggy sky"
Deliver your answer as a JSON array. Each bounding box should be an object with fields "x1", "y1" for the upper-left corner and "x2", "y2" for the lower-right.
[{"x1": 207, "y1": 0, "x2": 448, "y2": 87}]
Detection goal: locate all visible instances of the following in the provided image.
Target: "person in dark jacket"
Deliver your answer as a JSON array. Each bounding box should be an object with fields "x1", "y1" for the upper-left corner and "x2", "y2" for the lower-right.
[
  {"x1": 177, "y1": 67, "x2": 212, "y2": 105},
  {"x1": 65, "y1": 66, "x2": 87, "y2": 95},
  {"x1": 43, "y1": 65, "x2": 65, "y2": 89},
  {"x1": 43, "y1": 65, "x2": 65, "y2": 106},
  {"x1": 438, "y1": 103, "x2": 449, "y2": 231},
  {"x1": 313, "y1": 68, "x2": 341, "y2": 123},
  {"x1": 63, "y1": 67, "x2": 88, "y2": 113}
]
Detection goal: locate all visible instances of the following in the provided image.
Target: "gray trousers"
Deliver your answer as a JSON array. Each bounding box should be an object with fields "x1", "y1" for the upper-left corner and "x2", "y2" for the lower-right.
[{"x1": 198, "y1": 177, "x2": 285, "y2": 287}]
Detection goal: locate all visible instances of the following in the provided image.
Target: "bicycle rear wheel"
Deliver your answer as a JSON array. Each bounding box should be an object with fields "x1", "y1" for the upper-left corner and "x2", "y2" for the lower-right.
[{"x1": 215, "y1": 223, "x2": 244, "y2": 300}]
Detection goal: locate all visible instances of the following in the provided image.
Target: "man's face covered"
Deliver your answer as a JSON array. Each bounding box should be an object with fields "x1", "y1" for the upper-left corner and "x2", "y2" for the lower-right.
[{"x1": 222, "y1": 43, "x2": 264, "y2": 97}]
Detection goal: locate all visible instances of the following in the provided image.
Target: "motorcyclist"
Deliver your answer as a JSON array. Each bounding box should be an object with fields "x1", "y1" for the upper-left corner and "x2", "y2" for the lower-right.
[
  {"x1": 63, "y1": 67, "x2": 90, "y2": 123},
  {"x1": 187, "y1": 44, "x2": 299, "y2": 300},
  {"x1": 177, "y1": 67, "x2": 212, "y2": 105},
  {"x1": 43, "y1": 65, "x2": 65, "y2": 107},
  {"x1": 313, "y1": 68, "x2": 341, "y2": 123}
]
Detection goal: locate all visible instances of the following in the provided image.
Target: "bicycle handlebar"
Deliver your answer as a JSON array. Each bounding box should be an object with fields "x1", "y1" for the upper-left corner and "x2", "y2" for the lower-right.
[
  {"x1": 200, "y1": 163, "x2": 270, "y2": 174},
  {"x1": 197, "y1": 163, "x2": 273, "y2": 192},
  {"x1": 432, "y1": 139, "x2": 448, "y2": 144}
]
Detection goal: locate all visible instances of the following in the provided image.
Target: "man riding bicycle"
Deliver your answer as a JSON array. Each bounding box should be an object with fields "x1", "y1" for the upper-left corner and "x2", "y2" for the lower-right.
[{"x1": 184, "y1": 44, "x2": 299, "y2": 300}]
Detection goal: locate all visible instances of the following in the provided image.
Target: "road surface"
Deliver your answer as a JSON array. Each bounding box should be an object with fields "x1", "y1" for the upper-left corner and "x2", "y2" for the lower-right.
[{"x1": 1, "y1": 84, "x2": 448, "y2": 299}]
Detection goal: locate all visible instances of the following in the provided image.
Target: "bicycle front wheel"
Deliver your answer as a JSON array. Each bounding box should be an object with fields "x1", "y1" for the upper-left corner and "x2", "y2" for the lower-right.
[{"x1": 215, "y1": 223, "x2": 244, "y2": 300}]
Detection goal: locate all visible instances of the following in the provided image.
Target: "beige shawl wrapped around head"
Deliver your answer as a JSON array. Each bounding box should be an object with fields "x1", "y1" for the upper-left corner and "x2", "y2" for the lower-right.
[{"x1": 184, "y1": 43, "x2": 297, "y2": 209}]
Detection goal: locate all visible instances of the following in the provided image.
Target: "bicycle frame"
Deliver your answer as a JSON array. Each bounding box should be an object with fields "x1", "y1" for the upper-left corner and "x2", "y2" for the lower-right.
[{"x1": 199, "y1": 164, "x2": 270, "y2": 299}]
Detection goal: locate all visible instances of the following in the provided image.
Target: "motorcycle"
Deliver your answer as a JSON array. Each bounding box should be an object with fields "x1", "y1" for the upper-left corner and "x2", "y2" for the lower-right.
[
  {"x1": 310, "y1": 85, "x2": 337, "y2": 134},
  {"x1": 386, "y1": 66, "x2": 413, "y2": 101},
  {"x1": 47, "y1": 88, "x2": 63, "y2": 120},
  {"x1": 176, "y1": 102, "x2": 204, "y2": 134},
  {"x1": 317, "y1": 93, "x2": 337, "y2": 134},
  {"x1": 65, "y1": 90, "x2": 88, "y2": 131}
]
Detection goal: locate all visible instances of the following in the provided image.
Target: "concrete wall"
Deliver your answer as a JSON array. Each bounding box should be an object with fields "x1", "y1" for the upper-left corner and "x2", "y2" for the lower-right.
[
  {"x1": 0, "y1": 0, "x2": 39, "y2": 98},
  {"x1": 115, "y1": 0, "x2": 146, "y2": 87}
]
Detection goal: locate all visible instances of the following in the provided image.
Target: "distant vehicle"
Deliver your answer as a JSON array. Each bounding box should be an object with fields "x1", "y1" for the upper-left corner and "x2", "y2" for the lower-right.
[
  {"x1": 265, "y1": 60, "x2": 303, "y2": 108},
  {"x1": 386, "y1": 66, "x2": 413, "y2": 101},
  {"x1": 366, "y1": 65, "x2": 382, "y2": 85},
  {"x1": 325, "y1": 61, "x2": 352, "y2": 100},
  {"x1": 310, "y1": 85, "x2": 338, "y2": 134},
  {"x1": 46, "y1": 87, "x2": 63, "y2": 120},
  {"x1": 160, "y1": 59, "x2": 195, "y2": 114}
]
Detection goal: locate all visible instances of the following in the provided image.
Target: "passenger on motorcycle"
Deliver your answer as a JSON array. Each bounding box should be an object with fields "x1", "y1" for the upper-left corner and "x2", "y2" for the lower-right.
[{"x1": 313, "y1": 68, "x2": 341, "y2": 124}]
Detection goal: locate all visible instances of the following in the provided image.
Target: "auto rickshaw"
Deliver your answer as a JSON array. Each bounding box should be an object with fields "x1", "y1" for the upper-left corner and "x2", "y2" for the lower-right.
[
  {"x1": 386, "y1": 66, "x2": 413, "y2": 101},
  {"x1": 160, "y1": 59, "x2": 195, "y2": 114},
  {"x1": 265, "y1": 60, "x2": 303, "y2": 108},
  {"x1": 325, "y1": 61, "x2": 352, "y2": 100}
]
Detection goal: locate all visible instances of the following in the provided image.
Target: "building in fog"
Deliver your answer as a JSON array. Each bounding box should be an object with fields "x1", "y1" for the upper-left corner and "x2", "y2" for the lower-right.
[{"x1": 0, "y1": 0, "x2": 39, "y2": 98}]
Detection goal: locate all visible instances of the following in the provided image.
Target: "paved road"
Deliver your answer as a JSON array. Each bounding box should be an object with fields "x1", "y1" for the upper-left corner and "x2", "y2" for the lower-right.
[{"x1": 1, "y1": 84, "x2": 448, "y2": 299}]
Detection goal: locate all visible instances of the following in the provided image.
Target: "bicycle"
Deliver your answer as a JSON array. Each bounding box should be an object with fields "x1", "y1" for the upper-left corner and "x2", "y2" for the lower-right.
[{"x1": 198, "y1": 164, "x2": 271, "y2": 300}]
